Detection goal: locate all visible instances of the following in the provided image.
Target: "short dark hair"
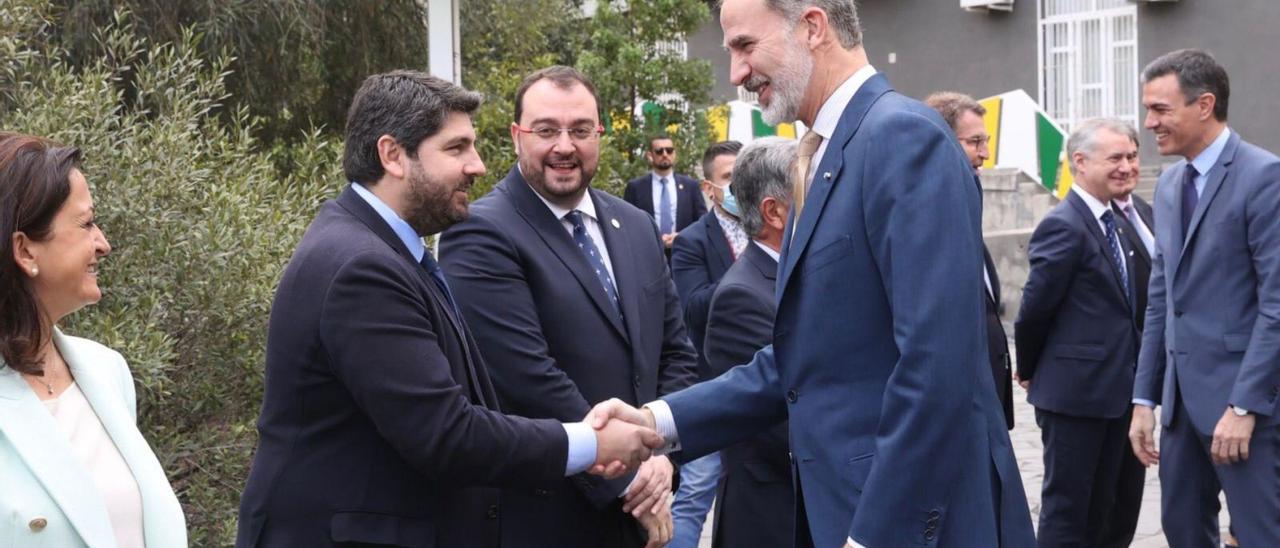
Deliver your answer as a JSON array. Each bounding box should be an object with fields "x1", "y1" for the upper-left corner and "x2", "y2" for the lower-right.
[
  {"x1": 924, "y1": 91, "x2": 987, "y2": 134},
  {"x1": 0, "y1": 133, "x2": 81, "y2": 375},
  {"x1": 700, "y1": 140, "x2": 743, "y2": 179},
  {"x1": 342, "y1": 70, "x2": 483, "y2": 184},
  {"x1": 1142, "y1": 49, "x2": 1230, "y2": 122},
  {"x1": 648, "y1": 133, "x2": 674, "y2": 150},
  {"x1": 513, "y1": 66, "x2": 599, "y2": 125}
]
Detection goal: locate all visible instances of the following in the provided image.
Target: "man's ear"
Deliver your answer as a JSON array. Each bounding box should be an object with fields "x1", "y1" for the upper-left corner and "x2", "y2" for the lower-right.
[
  {"x1": 1197, "y1": 93, "x2": 1218, "y2": 123},
  {"x1": 799, "y1": 6, "x2": 831, "y2": 50},
  {"x1": 377, "y1": 135, "x2": 408, "y2": 180}
]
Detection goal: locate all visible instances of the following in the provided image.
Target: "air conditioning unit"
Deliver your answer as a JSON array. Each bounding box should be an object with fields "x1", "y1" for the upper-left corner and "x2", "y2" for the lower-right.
[{"x1": 962, "y1": 0, "x2": 1015, "y2": 12}]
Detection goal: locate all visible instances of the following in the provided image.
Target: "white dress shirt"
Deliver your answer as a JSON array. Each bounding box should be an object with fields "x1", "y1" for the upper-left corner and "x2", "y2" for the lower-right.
[
  {"x1": 531, "y1": 183, "x2": 617, "y2": 288},
  {"x1": 1071, "y1": 184, "x2": 1128, "y2": 282},
  {"x1": 1113, "y1": 196, "x2": 1155, "y2": 257},
  {"x1": 649, "y1": 172, "x2": 680, "y2": 232}
]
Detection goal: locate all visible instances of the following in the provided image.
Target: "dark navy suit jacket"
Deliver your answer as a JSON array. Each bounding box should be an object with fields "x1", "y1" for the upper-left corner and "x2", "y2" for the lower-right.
[
  {"x1": 439, "y1": 168, "x2": 698, "y2": 547},
  {"x1": 659, "y1": 74, "x2": 1034, "y2": 547},
  {"x1": 671, "y1": 210, "x2": 735, "y2": 380},
  {"x1": 623, "y1": 172, "x2": 706, "y2": 234},
  {"x1": 1015, "y1": 190, "x2": 1142, "y2": 419},
  {"x1": 237, "y1": 186, "x2": 567, "y2": 548},
  {"x1": 703, "y1": 242, "x2": 793, "y2": 548}
]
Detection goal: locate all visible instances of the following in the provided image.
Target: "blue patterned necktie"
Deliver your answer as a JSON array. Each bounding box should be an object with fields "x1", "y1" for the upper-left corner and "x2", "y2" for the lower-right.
[
  {"x1": 1101, "y1": 210, "x2": 1131, "y2": 306},
  {"x1": 564, "y1": 210, "x2": 623, "y2": 319},
  {"x1": 1180, "y1": 163, "x2": 1199, "y2": 242},
  {"x1": 658, "y1": 177, "x2": 674, "y2": 234},
  {"x1": 420, "y1": 252, "x2": 460, "y2": 317}
]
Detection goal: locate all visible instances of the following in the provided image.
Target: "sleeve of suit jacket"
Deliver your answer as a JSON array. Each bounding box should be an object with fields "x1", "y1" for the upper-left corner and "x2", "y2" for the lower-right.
[
  {"x1": 319, "y1": 249, "x2": 568, "y2": 488},
  {"x1": 1135, "y1": 180, "x2": 1170, "y2": 404},
  {"x1": 671, "y1": 231, "x2": 715, "y2": 337},
  {"x1": 1232, "y1": 159, "x2": 1280, "y2": 414},
  {"x1": 704, "y1": 282, "x2": 774, "y2": 379},
  {"x1": 438, "y1": 213, "x2": 638, "y2": 506},
  {"x1": 850, "y1": 110, "x2": 997, "y2": 543},
  {"x1": 1014, "y1": 213, "x2": 1082, "y2": 382}
]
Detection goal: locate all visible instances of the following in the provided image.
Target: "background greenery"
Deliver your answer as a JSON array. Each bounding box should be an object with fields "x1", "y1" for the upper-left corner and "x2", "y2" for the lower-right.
[{"x1": 2, "y1": 0, "x2": 717, "y2": 544}]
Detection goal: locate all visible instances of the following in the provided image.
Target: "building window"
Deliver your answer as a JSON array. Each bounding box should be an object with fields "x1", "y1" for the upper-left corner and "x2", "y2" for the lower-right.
[{"x1": 1040, "y1": 0, "x2": 1138, "y2": 134}]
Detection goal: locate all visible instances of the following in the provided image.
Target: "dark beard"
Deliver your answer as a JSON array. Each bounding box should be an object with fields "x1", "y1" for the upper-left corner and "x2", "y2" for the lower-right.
[{"x1": 404, "y1": 162, "x2": 468, "y2": 236}]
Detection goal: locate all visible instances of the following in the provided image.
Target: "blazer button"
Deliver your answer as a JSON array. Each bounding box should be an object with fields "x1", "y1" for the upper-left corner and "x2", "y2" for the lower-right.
[
  {"x1": 928, "y1": 509, "x2": 941, "y2": 519},
  {"x1": 29, "y1": 517, "x2": 48, "y2": 532},
  {"x1": 924, "y1": 529, "x2": 936, "y2": 541},
  {"x1": 1174, "y1": 309, "x2": 1183, "y2": 317},
  {"x1": 486, "y1": 505, "x2": 499, "y2": 519},
  {"x1": 786, "y1": 390, "x2": 798, "y2": 403},
  {"x1": 633, "y1": 374, "x2": 642, "y2": 387}
]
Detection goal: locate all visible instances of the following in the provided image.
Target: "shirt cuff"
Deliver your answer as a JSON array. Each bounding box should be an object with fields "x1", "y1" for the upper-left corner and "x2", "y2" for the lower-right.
[
  {"x1": 847, "y1": 537, "x2": 865, "y2": 548},
  {"x1": 643, "y1": 400, "x2": 681, "y2": 455},
  {"x1": 1132, "y1": 398, "x2": 1157, "y2": 408},
  {"x1": 563, "y1": 421, "x2": 598, "y2": 476}
]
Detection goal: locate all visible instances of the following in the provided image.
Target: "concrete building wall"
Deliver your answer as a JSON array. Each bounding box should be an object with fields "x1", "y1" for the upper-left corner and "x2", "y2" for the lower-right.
[{"x1": 687, "y1": 6, "x2": 736, "y2": 103}]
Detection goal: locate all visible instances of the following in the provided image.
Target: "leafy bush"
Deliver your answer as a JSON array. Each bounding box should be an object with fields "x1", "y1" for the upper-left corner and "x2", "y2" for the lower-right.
[{"x1": 3, "y1": 3, "x2": 341, "y2": 544}]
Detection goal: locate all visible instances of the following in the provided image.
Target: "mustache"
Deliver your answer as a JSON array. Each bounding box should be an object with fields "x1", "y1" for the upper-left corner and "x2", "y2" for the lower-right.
[{"x1": 743, "y1": 75, "x2": 768, "y2": 93}]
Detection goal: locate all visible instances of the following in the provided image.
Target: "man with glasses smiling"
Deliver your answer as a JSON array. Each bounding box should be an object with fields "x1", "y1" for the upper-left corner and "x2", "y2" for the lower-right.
[
  {"x1": 439, "y1": 66, "x2": 697, "y2": 548},
  {"x1": 625, "y1": 135, "x2": 707, "y2": 252}
]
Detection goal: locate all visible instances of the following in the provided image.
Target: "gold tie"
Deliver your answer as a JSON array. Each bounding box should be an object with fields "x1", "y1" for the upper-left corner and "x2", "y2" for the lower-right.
[{"x1": 792, "y1": 130, "x2": 825, "y2": 223}]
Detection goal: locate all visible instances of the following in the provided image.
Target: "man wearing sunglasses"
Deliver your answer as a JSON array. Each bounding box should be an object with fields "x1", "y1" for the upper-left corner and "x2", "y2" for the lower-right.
[{"x1": 624, "y1": 136, "x2": 707, "y2": 251}]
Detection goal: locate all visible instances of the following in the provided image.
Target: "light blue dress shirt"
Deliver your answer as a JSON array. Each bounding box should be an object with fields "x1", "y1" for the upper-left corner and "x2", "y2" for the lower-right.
[{"x1": 351, "y1": 183, "x2": 597, "y2": 475}]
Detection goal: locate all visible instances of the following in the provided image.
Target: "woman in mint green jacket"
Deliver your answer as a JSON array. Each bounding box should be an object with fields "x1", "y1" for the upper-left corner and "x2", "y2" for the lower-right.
[{"x1": 0, "y1": 133, "x2": 187, "y2": 547}]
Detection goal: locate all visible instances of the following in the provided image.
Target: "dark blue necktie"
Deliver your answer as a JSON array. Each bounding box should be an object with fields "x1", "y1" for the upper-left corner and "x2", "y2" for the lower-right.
[
  {"x1": 564, "y1": 210, "x2": 623, "y2": 319},
  {"x1": 1180, "y1": 163, "x2": 1199, "y2": 242},
  {"x1": 420, "y1": 252, "x2": 460, "y2": 316},
  {"x1": 658, "y1": 177, "x2": 673, "y2": 234},
  {"x1": 1102, "y1": 210, "x2": 1131, "y2": 306}
]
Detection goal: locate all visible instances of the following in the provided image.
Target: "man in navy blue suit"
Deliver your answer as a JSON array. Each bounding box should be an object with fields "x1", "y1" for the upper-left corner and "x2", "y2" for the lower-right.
[
  {"x1": 1015, "y1": 118, "x2": 1147, "y2": 548},
  {"x1": 236, "y1": 71, "x2": 662, "y2": 548},
  {"x1": 439, "y1": 66, "x2": 697, "y2": 548},
  {"x1": 588, "y1": 1, "x2": 1035, "y2": 547},
  {"x1": 624, "y1": 135, "x2": 707, "y2": 251},
  {"x1": 702, "y1": 137, "x2": 796, "y2": 548},
  {"x1": 1129, "y1": 49, "x2": 1280, "y2": 548},
  {"x1": 667, "y1": 140, "x2": 744, "y2": 548}
]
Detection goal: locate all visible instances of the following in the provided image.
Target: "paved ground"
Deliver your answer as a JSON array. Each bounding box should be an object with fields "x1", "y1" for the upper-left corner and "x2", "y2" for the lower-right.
[{"x1": 695, "y1": 342, "x2": 1233, "y2": 547}]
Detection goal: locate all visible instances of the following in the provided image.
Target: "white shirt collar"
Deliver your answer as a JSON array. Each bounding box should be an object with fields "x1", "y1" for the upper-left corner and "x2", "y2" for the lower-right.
[
  {"x1": 753, "y1": 240, "x2": 781, "y2": 262},
  {"x1": 809, "y1": 64, "x2": 878, "y2": 141},
  {"x1": 1190, "y1": 126, "x2": 1232, "y2": 175},
  {"x1": 1070, "y1": 184, "x2": 1115, "y2": 223},
  {"x1": 526, "y1": 176, "x2": 599, "y2": 222},
  {"x1": 1113, "y1": 195, "x2": 1133, "y2": 210}
]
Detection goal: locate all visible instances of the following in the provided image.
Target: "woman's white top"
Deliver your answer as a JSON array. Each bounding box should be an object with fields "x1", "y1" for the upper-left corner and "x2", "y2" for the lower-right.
[{"x1": 43, "y1": 382, "x2": 146, "y2": 548}]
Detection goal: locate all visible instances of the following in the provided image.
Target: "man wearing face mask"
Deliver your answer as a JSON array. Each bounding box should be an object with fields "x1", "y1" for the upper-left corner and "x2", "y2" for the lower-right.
[{"x1": 667, "y1": 140, "x2": 745, "y2": 548}]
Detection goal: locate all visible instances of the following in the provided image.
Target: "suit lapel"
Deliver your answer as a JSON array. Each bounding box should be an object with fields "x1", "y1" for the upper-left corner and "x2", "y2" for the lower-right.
[
  {"x1": 0, "y1": 364, "x2": 115, "y2": 547},
  {"x1": 1113, "y1": 203, "x2": 1151, "y2": 269},
  {"x1": 779, "y1": 74, "x2": 893, "y2": 292},
  {"x1": 704, "y1": 212, "x2": 735, "y2": 269},
  {"x1": 1179, "y1": 132, "x2": 1240, "y2": 262},
  {"x1": 1068, "y1": 191, "x2": 1130, "y2": 307},
  {"x1": 504, "y1": 171, "x2": 629, "y2": 341},
  {"x1": 335, "y1": 187, "x2": 490, "y2": 405}
]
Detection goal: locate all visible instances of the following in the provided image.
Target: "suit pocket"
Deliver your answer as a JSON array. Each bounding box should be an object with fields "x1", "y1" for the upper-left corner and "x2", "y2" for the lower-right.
[
  {"x1": 844, "y1": 453, "x2": 875, "y2": 494},
  {"x1": 1051, "y1": 343, "x2": 1106, "y2": 361},
  {"x1": 799, "y1": 236, "x2": 854, "y2": 279},
  {"x1": 1224, "y1": 333, "x2": 1251, "y2": 353},
  {"x1": 330, "y1": 511, "x2": 435, "y2": 547}
]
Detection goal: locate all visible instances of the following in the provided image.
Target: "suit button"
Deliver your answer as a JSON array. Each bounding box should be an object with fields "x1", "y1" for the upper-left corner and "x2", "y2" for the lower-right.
[
  {"x1": 535, "y1": 488, "x2": 553, "y2": 497},
  {"x1": 1174, "y1": 310, "x2": 1183, "y2": 317},
  {"x1": 29, "y1": 517, "x2": 47, "y2": 532},
  {"x1": 486, "y1": 505, "x2": 499, "y2": 519},
  {"x1": 924, "y1": 529, "x2": 936, "y2": 541},
  {"x1": 633, "y1": 374, "x2": 642, "y2": 387},
  {"x1": 786, "y1": 390, "x2": 798, "y2": 403},
  {"x1": 928, "y1": 510, "x2": 941, "y2": 519}
]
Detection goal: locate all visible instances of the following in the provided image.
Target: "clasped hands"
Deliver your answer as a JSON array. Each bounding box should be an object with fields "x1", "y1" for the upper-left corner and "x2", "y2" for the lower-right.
[{"x1": 585, "y1": 398, "x2": 672, "y2": 547}]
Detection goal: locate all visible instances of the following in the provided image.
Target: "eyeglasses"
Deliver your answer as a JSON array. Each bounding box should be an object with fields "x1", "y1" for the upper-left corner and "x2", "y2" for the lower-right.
[
  {"x1": 961, "y1": 135, "x2": 991, "y2": 147},
  {"x1": 652, "y1": 147, "x2": 675, "y2": 155},
  {"x1": 514, "y1": 124, "x2": 604, "y2": 141}
]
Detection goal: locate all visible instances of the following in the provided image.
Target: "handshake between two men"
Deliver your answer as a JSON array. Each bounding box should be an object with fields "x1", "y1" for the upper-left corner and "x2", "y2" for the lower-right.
[{"x1": 587, "y1": 398, "x2": 676, "y2": 547}]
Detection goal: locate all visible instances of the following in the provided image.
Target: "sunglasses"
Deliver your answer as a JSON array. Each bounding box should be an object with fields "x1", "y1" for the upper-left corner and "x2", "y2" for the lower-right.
[{"x1": 652, "y1": 147, "x2": 675, "y2": 155}]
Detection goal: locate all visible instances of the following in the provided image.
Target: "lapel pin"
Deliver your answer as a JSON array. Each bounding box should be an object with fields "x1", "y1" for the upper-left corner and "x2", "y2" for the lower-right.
[
  {"x1": 611, "y1": 218, "x2": 621, "y2": 229},
  {"x1": 678, "y1": 184, "x2": 685, "y2": 190},
  {"x1": 824, "y1": 172, "x2": 832, "y2": 179}
]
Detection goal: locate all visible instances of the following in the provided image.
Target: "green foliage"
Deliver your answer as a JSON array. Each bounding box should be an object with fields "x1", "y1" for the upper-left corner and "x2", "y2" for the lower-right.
[{"x1": 2, "y1": 6, "x2": 342, "y2": 544}]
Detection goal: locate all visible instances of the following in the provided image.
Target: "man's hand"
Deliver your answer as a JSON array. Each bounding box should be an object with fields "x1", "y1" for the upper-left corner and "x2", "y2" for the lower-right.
[
  {"x1": 591, "y1": 418, "x2": 664, "y2": 479},
  {"x1": 587, "y1": 397, "x2": 657, "y2": 431},
  {"x1": 1211, "y1": 408, "x2": 1256, "y2": 465},
  {"x1": 636, "y1": 492, "x2": 673, "y2": 548},
  {"x1": 624, "y1": 455, "x2": 673, "y2": 516},
  {"x1": 1129, "y1": 404, "x2": 1160, "y2": 466},
  {"x1": 662, "y1": 233, "x2": 676, "y2": 249},
  {"x1": 1013, "y1": 371, "x2": 1030, "y2": 391}
]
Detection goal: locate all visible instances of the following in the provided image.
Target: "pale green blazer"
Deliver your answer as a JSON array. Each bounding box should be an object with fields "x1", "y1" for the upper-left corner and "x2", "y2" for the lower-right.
[{"x1": 0, "y1": 329, "x2": 187, "y2": 547}]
